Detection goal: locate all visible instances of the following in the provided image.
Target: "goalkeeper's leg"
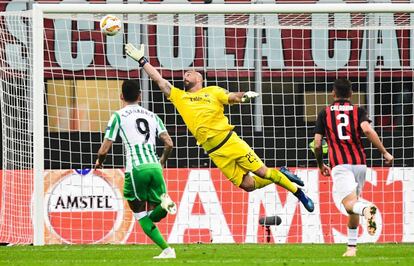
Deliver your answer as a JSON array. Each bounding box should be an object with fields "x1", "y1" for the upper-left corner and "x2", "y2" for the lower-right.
[
  {"x1": 208, "y1": 132, "x2": 303, "y2": 193},
  {"x1": 207, "y1": 132, "x2": 314, "y2": 212},
  {"x1": 253, "y1": 166, "x2": 298, "y2": 193},
  {"x1": 239, "y1": 166, "x2": 314, "y2": 212},
  {"x1": 238, "y1": 169, "x2": 297, "y2": 192},
  {"x1": 233, "y1": 139, "x2": 314, "y2": 212}
]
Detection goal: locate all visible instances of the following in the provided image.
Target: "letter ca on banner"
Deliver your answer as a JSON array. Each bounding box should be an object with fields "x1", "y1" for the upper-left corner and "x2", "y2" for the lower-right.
[{"x1": 43, "y1": 169, "x2": 134, "y2": 244}]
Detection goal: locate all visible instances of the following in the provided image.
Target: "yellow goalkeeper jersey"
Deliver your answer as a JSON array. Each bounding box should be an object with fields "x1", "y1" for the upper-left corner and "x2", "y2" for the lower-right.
[{"x1": 168, "y1": 85, "x2": 234, "y2": 145}]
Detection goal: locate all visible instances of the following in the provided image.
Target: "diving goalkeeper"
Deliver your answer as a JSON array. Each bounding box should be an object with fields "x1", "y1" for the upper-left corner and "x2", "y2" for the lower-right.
[{"x1": 125, "y1": 44, "x2": 314, "y2": 212}]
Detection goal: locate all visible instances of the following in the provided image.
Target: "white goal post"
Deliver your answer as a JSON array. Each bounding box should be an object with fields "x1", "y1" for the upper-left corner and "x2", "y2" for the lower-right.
[{"x1": 2, "y1": 2, "x2": 413, "y2": 246}]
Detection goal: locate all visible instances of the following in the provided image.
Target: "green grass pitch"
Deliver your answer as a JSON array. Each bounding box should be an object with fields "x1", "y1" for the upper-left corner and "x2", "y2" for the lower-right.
[{"x1": 1, "y1": 243, "x2": 414, "y2": 266}]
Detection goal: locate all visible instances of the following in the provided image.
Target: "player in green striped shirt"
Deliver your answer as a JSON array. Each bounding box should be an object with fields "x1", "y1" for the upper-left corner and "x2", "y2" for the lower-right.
[{"x1": 95, "y1": 80, "x2": 177, "y2": 259}]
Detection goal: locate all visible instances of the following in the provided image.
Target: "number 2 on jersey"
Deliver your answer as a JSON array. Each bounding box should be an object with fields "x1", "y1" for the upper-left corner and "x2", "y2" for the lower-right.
[
  {"x1": 336, "y1": 113, "x2": 350, "y2": 140},
  {"x1": 136, "y1": 118, "x2": 150, "y2": 143}
]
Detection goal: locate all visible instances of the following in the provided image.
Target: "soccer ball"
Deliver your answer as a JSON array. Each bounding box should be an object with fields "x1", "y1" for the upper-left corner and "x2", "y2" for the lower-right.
[{"x1": 100, "y1": 15, "x2": 121, "y2": 36}]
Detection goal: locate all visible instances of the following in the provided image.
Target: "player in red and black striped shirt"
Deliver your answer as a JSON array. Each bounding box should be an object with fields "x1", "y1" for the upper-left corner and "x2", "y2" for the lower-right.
[{"x1": 313, "y1": 79, "x2": 393, "y2": 257}]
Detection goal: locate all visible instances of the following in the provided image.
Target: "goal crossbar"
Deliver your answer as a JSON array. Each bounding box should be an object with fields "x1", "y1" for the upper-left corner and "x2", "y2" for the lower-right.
[{"x1": 35, "y1": 3, "x2": 414, "y2": 14}]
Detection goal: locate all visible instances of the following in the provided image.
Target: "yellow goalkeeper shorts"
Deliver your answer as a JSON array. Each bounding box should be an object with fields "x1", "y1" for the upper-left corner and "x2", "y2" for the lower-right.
[{"x1": 203, "y1": 131, "x2": 264, "y2": 187}]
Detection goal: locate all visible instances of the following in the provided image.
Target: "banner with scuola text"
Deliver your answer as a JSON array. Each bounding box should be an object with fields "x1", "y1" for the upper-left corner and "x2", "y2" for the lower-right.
[{"x1": 2, "y1": 0, "x2": 414, "y2": 79}]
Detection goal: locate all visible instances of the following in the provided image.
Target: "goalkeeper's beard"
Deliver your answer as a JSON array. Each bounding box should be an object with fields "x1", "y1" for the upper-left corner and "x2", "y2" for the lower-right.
[{"x1": 184, "y1": 80, "x2": 195, "y2": 91}]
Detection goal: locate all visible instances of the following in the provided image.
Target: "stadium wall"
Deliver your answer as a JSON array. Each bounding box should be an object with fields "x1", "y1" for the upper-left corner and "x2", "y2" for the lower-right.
[
  {"x1": 1, "y1": 168, "x2": 413, "y2": 244},
  {"x1": 0, "y1": 0, "x2": 413, "y2": 169}
]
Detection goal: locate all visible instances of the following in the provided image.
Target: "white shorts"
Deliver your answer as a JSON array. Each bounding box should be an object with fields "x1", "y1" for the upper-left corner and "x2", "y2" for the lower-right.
[{"x1": 331, "y1": 164, "x2": 367, "y2": 206}]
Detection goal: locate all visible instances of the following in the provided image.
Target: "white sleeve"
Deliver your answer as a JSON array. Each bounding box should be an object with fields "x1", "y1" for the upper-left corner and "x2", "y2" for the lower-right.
[
  {"x1": 155, "y1": 114, "x2": 167, "y2": 136},
  {"x1": 104, "y1": 113, "x2": 120, "y2": 141}
]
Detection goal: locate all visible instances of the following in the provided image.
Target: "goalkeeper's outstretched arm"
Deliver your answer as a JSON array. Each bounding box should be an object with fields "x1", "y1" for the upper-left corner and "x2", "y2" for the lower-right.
[
  {"x1": 228, "y1": 92, "x2": 245, "y2": 104},
  {"x1": 228, "y1": 91, "x2": 260, "y2": 104},
  {"x1": 125, "y1": 43, "x2": 172, "y2": 97},
  {"x1": 142, "y1": 62, "x2": 172, "y2": 98}
]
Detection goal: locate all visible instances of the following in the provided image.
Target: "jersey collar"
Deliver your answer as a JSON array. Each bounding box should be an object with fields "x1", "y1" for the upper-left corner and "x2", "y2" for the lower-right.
[{"x1": 333, "y1": 99, "x2": 351, "y2": 104}]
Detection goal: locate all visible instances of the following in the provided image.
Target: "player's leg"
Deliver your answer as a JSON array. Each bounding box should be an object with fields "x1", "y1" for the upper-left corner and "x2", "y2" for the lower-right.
[
  {"x1": 254, "y1": 165, "x2": 299, "y2": 192},
  {"x1": 239, "y1": 167, "x2": 303, "y2": 191},
  {"x1": 148, "y1": 167, "x2": 176, "y2": 221},
  {"x1": 208, "y1": 149, "x2": 272, "y2": 191},
  {"x1": 128, "y1": 167, "x2": 175, "y2": 259},
  {"x1": 341, "y1": 192, "x2": 364, "y2": 257},
  {"x1": 244, "y1": 165, "x2": 314, "y2": 212},
  {"x1": 332, "y1": 166, "x2": 360, "y2": 256},
  {"x1": 354, "y1": 165, "x2": 377, "y2": 236},
  {"x1": 210, "y1": 133, "x2": 302, "y2": 191},
  {"x1": 239, "y1": 165, "x2": 297, "y2": 192},
  {"x1": 127, "y1": 199, "x2": 170, "y2": 252},
  {"x1": 145, "y1": 167, "x2": 176, "y2": 259},
  {"x1": 336, "y1": 165, "x2": 376, "y2": 236},
  {"x1": 210, "y1": 133, "x2": 314, "y2": 211},
  {"x1": 349, "y1": 199, "x2": 377, "y2": 235},
  {"x1": 238, "y1": 172, "x2": 271, "y2": 192},
  {"x1": 148, "y1": 202, "x2": 167, "y2": 223},
  {"x1": 343, "y1": 213, "x2": 359, "y2": 257},
  {"x1": 234, "y1": 134, "x2": 304, "y2": 189},
  {"x1": 146, "y1": 184, "x2": 168, "y2": 223},
  {"x1": 230, "y1": 134, "x2": 313, "y2": 211},
  {"x1": 133, "y1": 204, "x2": 175, "y2": 259},
  {"x1": 238, "y1": 167, "x2": 314, "y2": 213},
  {"x1": 332, "y1": 165, "x2": 375, "y2": 257}
]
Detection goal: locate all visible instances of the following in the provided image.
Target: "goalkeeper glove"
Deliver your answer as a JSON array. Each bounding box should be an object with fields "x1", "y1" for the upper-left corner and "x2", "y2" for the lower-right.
[
  {"x1": 241, "y1": 91, "x2": 260, "y2": 102},
  {"x1": 125, "y1": 43, "x2": 148, "y2": 67}
]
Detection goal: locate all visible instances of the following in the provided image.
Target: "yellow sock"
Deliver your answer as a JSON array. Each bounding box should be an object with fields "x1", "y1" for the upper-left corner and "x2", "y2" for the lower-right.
[
  {"x1": 252, "y1": 174, "x2": 273, "y2": 189},
  {"x1": 264, "y1": 169, "x2": 298, "y2": 193}
]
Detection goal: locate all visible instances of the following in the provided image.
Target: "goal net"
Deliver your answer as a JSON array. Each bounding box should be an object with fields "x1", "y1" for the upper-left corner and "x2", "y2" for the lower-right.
[{"x1": 0, "y1": 3, "x2": 413, "y2": 245}]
